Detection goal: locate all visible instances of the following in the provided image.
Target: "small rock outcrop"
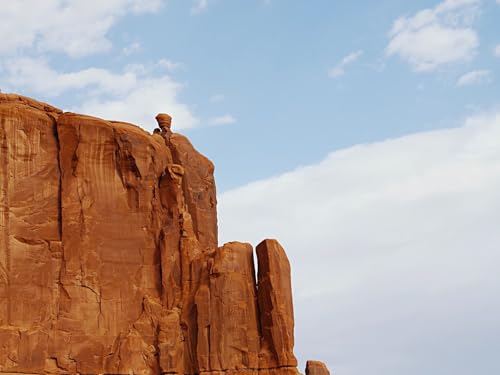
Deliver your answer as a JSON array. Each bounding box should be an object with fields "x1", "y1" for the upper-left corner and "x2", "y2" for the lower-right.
[
  {"x1": 306, "y1": 361, "x2": 331, "y2": 375},
  {"x1": 0, "y1": 94, "x2": 330, "y2": 374}
]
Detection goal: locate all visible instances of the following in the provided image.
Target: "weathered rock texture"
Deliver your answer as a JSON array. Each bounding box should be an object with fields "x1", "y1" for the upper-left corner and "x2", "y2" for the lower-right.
[{"x1": 0, "y1": 94, "x2": 329, "y2": 375}]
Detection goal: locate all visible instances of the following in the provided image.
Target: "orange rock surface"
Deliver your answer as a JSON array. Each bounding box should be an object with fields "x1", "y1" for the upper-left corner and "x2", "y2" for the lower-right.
[
  {"x1": 0, "y1": 94, "x2": 329, "y2": 374},
  {"x1": 306, "y1": 361, "x2": 331, "y2": 375}
]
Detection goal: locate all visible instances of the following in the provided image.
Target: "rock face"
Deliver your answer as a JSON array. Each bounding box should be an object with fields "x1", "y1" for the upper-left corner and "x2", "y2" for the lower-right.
[
  {"x1": 0, "y1": 94, "x2": 329, "y2": 375},
  {"x1": 305, "y1": 361, "x2": 331, "y2": 375}
]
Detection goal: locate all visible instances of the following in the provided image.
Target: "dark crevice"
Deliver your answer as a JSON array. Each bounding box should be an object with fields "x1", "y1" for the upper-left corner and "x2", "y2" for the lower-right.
[
  {"x1": 51, "y1": 114, "x2": 63, "y2": 241},
  {"x1": 113, "y1": 130, "x2": 142, "y2": 209}
]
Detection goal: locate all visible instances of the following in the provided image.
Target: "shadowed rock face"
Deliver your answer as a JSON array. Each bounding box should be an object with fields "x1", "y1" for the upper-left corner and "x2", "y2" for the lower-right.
[{"x1": 0, "y1": 94, "x2": 331, "y2": 375}]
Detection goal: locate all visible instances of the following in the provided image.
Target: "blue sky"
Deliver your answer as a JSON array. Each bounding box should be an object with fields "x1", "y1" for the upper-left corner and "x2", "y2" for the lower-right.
[
  {"x1": 2, "y1": 0, "x2": 499, "y2": 191},
  {"x1": 1, "y1": 1, "x2": 500, "y2": 374}
]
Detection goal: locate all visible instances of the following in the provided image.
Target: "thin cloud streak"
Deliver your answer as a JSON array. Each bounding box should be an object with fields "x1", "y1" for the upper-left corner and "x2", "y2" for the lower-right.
[
  {"x1": 191, "y1": 0, "x2": 209, "y2": 14},
  {"x1": 209, "y1": 114, "x2": 236, "y2": 125},
  {"x1": 328, "y1": 50, "x2": 363, "y2": 78},
  {"x1": 456, "y1": 69, "x2": 491, "y2": 86}
]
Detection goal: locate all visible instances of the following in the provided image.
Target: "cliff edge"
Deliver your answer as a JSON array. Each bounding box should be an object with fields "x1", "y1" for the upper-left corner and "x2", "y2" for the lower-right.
[{"x1": 0, "y1": 94, "x2": 330, "y2": 375}]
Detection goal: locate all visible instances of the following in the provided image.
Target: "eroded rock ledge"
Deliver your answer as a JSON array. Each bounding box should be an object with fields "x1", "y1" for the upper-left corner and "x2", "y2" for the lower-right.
[{"x1": 0, "y1": 94, "x2": 330, "y2": 375}]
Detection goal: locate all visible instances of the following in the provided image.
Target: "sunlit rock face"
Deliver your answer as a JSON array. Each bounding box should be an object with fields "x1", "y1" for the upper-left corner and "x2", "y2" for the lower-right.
[{"x1": 0, "y1": 94, "x2": 329, "y2": 375}]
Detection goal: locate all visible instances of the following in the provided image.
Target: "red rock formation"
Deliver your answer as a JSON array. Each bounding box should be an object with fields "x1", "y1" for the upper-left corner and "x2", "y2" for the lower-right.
[
  {"x1": 0, "y1": 94, "x2": 330, "y2": 375},
  {"x1": 306, "y1": 361, "x2": 331, "y2": 375},
  {"x1": 257, "y1": 240, "x2": 297, "y2": 368}
]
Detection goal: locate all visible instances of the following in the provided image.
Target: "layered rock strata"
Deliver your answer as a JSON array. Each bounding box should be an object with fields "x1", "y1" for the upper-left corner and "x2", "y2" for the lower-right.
[{"x1": 0, "y1": 94, "x2": 330, "y2": 375}]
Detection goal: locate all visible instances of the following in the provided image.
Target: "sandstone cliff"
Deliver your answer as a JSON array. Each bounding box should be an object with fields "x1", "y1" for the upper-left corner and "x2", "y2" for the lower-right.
[{"x1": 0, "y1": 94, "x2": 330, "y2": 375}]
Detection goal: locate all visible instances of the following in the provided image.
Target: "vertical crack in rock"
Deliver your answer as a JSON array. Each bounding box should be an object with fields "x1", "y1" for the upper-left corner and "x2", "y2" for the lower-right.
[
  {"x1": 0, "y1": 114, "x2": 11, "y2": 326},
  {"x1": 51, "y1": 113, "x2": 63, "y2": 241},
  {"x1": 113, "y1": 130, "x2": 143, "y2": 210},
  {"x1": 0, "y1": 95, "x2": 330, "y2": 375},
  {"x1": 51, "y1": 113, "x2": 64, "y2": 343}
]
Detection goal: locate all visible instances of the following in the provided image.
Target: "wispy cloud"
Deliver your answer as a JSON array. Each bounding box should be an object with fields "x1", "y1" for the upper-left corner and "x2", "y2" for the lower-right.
[
  {"x1": 328, "y1": 50, "x2": 363, "y2": 78},
  {"x1": 456, "y1": 69, "x2": 491, "y2": 87},
  {"x1": 494, "y1": 44, "x2": 500, "y2": 58},
  {"x1": 122, "y1": 42, "x2": 141, "y2": 55},
  {"x1": 2, "y1": 58, "x2": 137, "y2": 96},
  {"x1": 1, "y1": 57, "x2": 198, "y2": 130},
  {"x1": 209, "y1": 114, "x2": 236, "y2": 125},
  {"x1": 0, "y1": 0, "x2": 202, "y2": 132},
  {"x1": 0, "y1": 0, "x2": 165, "y2": 57},
  {"x1": 191, "y1": 0, "x2": 208, "y2": 14},
  {"x1": 78, "y1": 77, "x2": 199, "y2": 131},
  {"x1": 386, "y1": 0, "x2": 480, "y2": 72},
  {"x1": 157, "y1": 59, "x2": 183, "y2": 71}
]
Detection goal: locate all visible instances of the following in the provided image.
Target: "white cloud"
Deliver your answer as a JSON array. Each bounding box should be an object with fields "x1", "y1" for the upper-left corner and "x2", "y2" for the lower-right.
[
  {"x1": 0, "y1": 0, "x2": 165, "y2": 57},
  {"x1": 191, "y1": 0, "x2": 208, "y2": 14},
  {"x1": 328, "y1": 50, "x2": 363, "y2": 78},
  {"x1": 218, "y1": 111, "x2": 500, "y2": 374},
  {"x1": 122, "y1": 42, "x2": 141, "y2": 55},
  {"x1": 3, "y1": 58, "x2": 137, "y2": 96},
  {"x1": 78, "y1": 77, "x2": 199, "y2": 130},
  {"x1": 456, "y1": 69, "x2": 491, "y2": 86},
  {"x1": 494, "y1": 44, "x2": 500, "y2": 58},
  {"x1": 386, "y1": 0, "x2": 480, "y2": 72},
  {"x1": 2, "y1": 57, "x2": 198, "y2": 131},
  {"x1": 209, "y1": 114, "x2": 236, "y2": 125},
  {"x1": 157, "y1": 59, "x2": 183, "y2": 71}
]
